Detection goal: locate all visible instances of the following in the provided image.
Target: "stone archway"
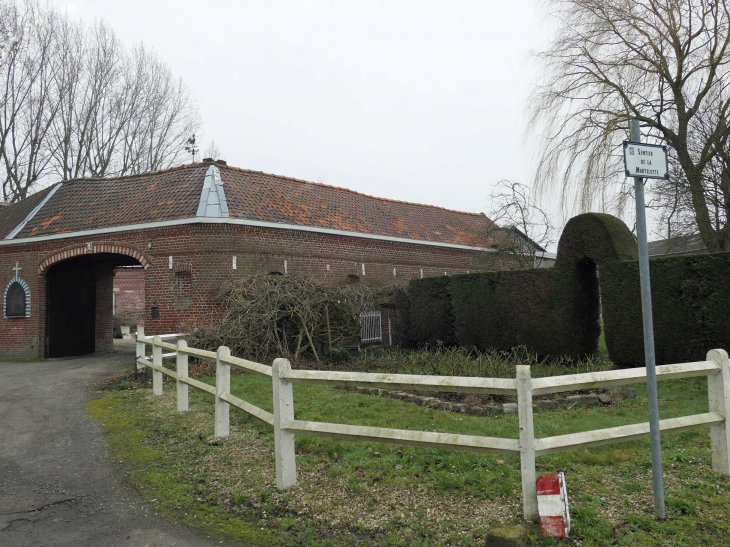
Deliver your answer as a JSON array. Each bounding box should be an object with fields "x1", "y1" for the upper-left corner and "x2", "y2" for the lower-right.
[
  {"x1": 40, "y1": 244, "x2": 150, "y2": 358},
  {"x1": 38, "y1": 243, "x2": 149, "y2": 275}
]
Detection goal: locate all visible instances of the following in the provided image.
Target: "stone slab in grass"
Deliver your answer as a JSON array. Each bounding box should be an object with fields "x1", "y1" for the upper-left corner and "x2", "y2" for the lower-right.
[
  {"x1": 502, "y1": 403, "x2": 518, "y2": 414},
  {"x1": 485, "y1": 525, "x2": 528, "y2": 547},
  {"x1": 536, "y1": 400, "x2": 556, "y2": 410}
]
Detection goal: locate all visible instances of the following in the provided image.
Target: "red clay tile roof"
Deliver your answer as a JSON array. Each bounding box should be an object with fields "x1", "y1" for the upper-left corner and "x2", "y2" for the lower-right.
[
  {"x1": 3, "y1": 162, "x2": 497, "y2": 247},
  {"x1": 0, "y1": 186, "x2": 55, "y2": 239},
  {"x1": 14, "y1": 164, "x2": 208, "y2": 239},
  {"x1": 220, "y1": 166, "x2": 495, "y2": 246}
]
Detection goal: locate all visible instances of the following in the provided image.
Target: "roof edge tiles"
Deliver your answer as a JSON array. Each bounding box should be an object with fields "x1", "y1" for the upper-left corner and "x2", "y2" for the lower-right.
[{"x1": 5, "y1": 183, "x2": 63, "y2": 240}]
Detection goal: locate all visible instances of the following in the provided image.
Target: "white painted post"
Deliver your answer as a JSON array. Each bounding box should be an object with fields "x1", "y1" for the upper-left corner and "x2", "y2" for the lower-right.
[
  {"x1": 135, "y1": 326, "x2": 145, "y2": 372},
  {"x1": 273, "y1": 358, "x2": 297, "y2": 490},
  {"x1": 517, "y1": 365, "x2": 538, "y2": 522},
  {"x1": 152, "y1": 336, "x2": 163, "y2": 396},
  {"x1": 215, "y1": 346, "x2": 231, "y2": 438},
  {"x1": 176, "y1": 340, "x2": 189, "y2": 412},
  {"x1": 708, "y1": 349, "x2": 730, "y2": 475}
]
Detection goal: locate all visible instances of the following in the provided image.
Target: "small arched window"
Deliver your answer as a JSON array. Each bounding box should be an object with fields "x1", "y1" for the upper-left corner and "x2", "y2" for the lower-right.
[{"x1": 4, "y1": 278, "x2": 30, "y2": 318}]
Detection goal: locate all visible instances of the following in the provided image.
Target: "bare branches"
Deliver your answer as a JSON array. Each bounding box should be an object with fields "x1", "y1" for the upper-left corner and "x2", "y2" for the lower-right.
[
  {"x1": 487, "y1": 180, "x2": 555, "y2": 268},
  {"x1": 530, "y1": 0, "x2": 730, "y2": 251},
  {"x1": 186, "y1": 274, "x2": 394, "y2": 363},
  {"x1": 0, "y1": 0, "x2": 199, "y2": 202}
]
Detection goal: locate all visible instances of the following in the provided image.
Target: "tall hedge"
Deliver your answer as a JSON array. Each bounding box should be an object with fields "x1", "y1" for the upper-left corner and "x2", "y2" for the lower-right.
[
  {"x1": 601, "y1": 252, "x2": 730, "y2": 367},
  {"x1": 448, "y1": 265, "x2": 599, "y2": 359},
  {"x1": 407, "y1": 265, "x2": 600, "y2": 358},
  {"x1": 407, "y1": 276, "x2": 456, "y2": 346}
]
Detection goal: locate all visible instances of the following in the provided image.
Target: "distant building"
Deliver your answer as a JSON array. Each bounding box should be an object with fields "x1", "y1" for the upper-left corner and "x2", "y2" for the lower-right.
[
  {"x1": 648, "y1": 234, "x2": 707, "y2": 257},
  {"x1": 503, "y1": 226, "x2": 556, "y2": 268}
]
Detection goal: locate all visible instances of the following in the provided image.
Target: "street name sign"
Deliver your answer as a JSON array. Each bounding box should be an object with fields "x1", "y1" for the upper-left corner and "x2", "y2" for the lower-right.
[{"x1": 623, "y1": 141, "x2": 669, "y2": 180}]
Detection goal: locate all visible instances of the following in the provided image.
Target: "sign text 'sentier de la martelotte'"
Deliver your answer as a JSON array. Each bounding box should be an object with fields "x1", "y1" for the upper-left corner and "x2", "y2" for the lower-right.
[{"x1": 623, "y1": 141, "x2": 669, "y2": 180}]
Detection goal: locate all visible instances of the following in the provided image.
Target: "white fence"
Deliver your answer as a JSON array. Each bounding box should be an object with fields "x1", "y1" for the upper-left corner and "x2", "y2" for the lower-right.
[{"x1": 135, "y1": 326, "x2": 730, "y2": 522}]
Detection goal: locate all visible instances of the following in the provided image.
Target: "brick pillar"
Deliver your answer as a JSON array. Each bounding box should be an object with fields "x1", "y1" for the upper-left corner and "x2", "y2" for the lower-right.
[{"x1": 95, "y1": 263, "x2": 115, "y2": 352}]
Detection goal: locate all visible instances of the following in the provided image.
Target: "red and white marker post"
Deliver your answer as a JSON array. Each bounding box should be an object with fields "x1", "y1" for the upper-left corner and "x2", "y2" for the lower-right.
[{"x1": 536, "y1": 472, "x2": 571, "y2": 538}]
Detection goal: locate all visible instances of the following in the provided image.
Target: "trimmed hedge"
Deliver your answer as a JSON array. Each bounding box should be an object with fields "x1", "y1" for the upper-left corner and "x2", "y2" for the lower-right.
[
  {"x1": 407, "y1": 264, "x2": 600, "y2": 358},
  {"x1": 407, "y1": 276, "x2": 455, "y2": 346},
  {"x1": 556, "y1": 212, "x2": 637, "y2": 268},
  {"x1": 449, "y1": 265, "x2": 599, "y2": 359},
  {"x1": 601, "y1": 252, "x2": 730, "y2": 367}
]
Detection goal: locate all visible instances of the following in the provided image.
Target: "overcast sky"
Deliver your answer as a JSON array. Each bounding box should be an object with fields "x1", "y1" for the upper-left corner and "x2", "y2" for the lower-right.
[{"x1": 56, "y1": 1, "x2": 598, "y2": 249}]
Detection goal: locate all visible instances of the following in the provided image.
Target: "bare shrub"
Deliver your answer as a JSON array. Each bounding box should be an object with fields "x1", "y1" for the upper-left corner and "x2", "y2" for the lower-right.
[{"x1": 185, "y1": 273, "x2": 394, "y2": 363}]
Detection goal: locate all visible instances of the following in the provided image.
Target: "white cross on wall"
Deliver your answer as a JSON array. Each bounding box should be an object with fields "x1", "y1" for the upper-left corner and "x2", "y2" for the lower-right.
[{"x1": 12, "y1": 261, "x2": 21, "y2": 279}]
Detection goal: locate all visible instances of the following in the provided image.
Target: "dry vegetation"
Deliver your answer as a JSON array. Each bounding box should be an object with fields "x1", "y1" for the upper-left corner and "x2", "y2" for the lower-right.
[{"x1": 186, "y1": 274, "x2": 396, "y2": 363}]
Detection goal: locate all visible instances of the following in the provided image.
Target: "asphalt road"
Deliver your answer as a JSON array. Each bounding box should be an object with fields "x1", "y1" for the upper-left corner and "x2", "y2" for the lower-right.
[{"x1": 0, "y1": 350, "x2": 231, "y2": 547}]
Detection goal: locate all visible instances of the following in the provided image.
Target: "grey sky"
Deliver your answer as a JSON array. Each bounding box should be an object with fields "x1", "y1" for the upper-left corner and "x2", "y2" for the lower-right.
[{"x1": 56, "y1": 1, "x2": 586, "y2": 248}]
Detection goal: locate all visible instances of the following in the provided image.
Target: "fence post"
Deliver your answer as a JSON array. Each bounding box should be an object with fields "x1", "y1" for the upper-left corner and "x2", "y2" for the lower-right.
[
  {"x1": 708, "y1": 349, "x2": 730, "y2": 475},
  {"x1": 215, "y1": 346, "x2": 231, "y2": 438},
  {"x1": 517, "y1": 365, "x2": 538, "y2": 522},
  {"x1": 152, "y1": 336, "x2": 163, "y2": 396},
  {"x1": 135, "y1": 326, "x2": 145, "y2": 372},
  {"x1": 273, "y1": 358, "x2": 297, "y2": 490},
  {"x1": 176, "y1": 340, "x2": 189, "y2": 412}
]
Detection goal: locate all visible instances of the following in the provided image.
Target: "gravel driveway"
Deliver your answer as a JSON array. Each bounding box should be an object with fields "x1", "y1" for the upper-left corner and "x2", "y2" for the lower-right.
[{"x1": 0, "y1": 350, "x2": 232, "y2": 547}]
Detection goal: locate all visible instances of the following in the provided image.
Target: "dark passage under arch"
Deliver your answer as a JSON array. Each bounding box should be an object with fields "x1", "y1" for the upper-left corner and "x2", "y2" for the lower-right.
[{"x1": 46, "y1": 253, "x2": 141, "y2": 358}]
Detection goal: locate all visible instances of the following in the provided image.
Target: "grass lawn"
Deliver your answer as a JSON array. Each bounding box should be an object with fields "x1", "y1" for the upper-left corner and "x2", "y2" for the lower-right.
[{"x1": 89, "y1": 368, "x2": 730, "y2": 546}]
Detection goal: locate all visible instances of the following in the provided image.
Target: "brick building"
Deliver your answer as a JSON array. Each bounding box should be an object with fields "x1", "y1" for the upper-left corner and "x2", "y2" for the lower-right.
[{"x1": 0, "y1": 160, "x2": 514, "y2": 359}]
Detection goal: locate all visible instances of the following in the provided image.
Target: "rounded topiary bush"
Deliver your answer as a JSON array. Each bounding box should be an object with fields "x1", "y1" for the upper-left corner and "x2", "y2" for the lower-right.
[{"x1": 556, "y1": 213, "x2": 637, "y2": 268}]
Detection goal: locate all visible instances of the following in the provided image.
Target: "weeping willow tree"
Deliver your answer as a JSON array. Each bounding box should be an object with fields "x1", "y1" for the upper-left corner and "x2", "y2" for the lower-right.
[{"x1": 530, "y1": 0, "x2": 730, "y2": 251}]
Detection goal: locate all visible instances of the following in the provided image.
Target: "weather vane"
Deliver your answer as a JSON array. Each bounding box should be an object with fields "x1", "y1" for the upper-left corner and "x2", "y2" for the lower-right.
[{"x1": 185, "y1": 134, "x2": 199, "y2": 163}]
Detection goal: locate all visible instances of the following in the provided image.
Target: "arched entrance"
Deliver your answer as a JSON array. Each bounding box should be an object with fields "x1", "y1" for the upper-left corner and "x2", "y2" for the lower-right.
[{"x1": 41, "y1": 246, "x2": 148, "y2": 358}]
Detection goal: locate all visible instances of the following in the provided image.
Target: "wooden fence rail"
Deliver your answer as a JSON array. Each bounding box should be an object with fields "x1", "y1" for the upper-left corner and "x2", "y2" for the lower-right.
[{"x1": 135, "y1": 326, "x2": 730, "y2": 522}]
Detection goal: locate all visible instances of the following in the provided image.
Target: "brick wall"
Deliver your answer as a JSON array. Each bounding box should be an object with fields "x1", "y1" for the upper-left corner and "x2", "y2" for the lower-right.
[
  {"x1": 1, "y1": 222, "x2": 521, "y2": 358},
  {"x1": 95, "y1": 263, "x2": 114, "y2": 352},
  {"x1": 114, "y1": 267, "x2": 145, "y2": 325},
  {"x1": 0, "y1": 246, "x2": 40, "y2": 358}
]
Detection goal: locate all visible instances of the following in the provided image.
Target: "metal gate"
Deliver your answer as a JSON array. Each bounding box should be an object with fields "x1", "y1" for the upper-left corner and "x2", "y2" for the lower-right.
[{"x1": 360, "y1": 311, "x2": 382, "y2": 344}]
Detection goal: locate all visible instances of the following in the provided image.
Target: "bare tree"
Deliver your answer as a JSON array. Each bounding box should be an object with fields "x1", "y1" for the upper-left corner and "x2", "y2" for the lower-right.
[
  {"x1": 487, "y1": 180, "x2": 555, "y2": 268},
  {"x1": 0, "y1": 1, "x2": 60, "y2": 202},
  {"x1": 204, "y1": 139, "x2": 221, "y2": 160},
  {"x1": 530, "y1": 0, "x2": 730, "y2": 252},
  {"x1": 0, "y1": 1, "x2": 200, "y2": 202}
]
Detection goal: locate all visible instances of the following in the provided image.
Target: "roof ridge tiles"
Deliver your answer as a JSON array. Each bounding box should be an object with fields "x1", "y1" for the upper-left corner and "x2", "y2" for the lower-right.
[
  {"x1": 60, "y1": 162, "x2": 208, "y2": 186},
  {"x1": 217, "y1": 164, "x2": 487, "y2": 218}
]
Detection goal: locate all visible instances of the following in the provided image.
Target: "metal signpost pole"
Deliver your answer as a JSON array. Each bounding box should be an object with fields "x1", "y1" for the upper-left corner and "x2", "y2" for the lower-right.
[{"x1": 629, "y1": 118, "x2": 665, "y2": 519}]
